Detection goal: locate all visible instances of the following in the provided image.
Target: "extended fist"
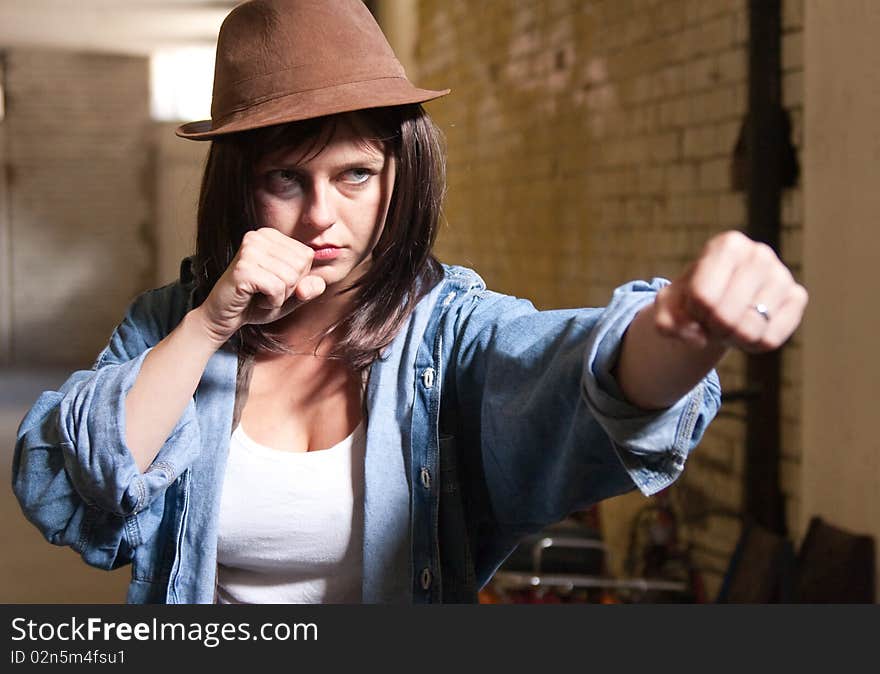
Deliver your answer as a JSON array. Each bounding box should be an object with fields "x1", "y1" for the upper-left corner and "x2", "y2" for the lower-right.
[
  {"x1": 198, "y1": 228, "x2": 327, "y2": 344},
  {"x1": 654, "y1": 230, "x2": 808, "y2": 353}
]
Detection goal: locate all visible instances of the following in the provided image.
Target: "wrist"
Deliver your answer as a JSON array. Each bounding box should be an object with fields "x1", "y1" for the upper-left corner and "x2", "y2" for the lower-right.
[
  {"x1": 185, "y1": 306, "x2": 234, "y2": 352},
  {"x1": 615, "y1": 302, "x2": 726, "y2": 410}
]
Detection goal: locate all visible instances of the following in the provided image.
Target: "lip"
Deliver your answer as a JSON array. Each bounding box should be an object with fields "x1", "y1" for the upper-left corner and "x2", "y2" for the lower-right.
[{"x1": 308, "y1": 244, "x2": 343, "y2": 261}]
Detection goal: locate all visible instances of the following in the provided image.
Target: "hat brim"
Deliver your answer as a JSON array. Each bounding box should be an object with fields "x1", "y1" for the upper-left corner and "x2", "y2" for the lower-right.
[{"x1": 176, "y1": 78, "x2": 450, "y2": 140}]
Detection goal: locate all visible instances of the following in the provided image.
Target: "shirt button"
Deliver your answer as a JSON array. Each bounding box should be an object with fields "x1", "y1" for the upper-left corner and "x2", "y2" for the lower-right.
[
  {"x1": 420, "y1": 567, "x2": 432, "y2": 590},
  {"x1": 421, "y1": 367, "x2": 435, "y2": 389},
  {"x1": 420, "y1": 467, "x2": 431, "y2": 490}
]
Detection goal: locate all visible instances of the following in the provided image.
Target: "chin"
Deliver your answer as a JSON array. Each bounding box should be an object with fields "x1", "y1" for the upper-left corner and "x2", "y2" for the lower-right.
[{"x1": 314, "y1": 265, "x2": 358, "y2": 289}]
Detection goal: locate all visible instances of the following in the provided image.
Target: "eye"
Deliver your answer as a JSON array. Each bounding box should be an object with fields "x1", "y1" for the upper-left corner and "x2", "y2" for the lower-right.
[
  {"x1": 342, "y1": 168, "x2": 373, "y2": 185},
  {"x1": 265, "y1": 169, "x2": 302, "y2": 194}
]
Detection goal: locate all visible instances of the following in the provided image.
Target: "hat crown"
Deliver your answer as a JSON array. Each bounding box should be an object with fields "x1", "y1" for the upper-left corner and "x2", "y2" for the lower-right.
[
  {"x1": 176, "y1": 0, "x2": 449, "y2": 139},
  {"x1": 211, "y1": 0, "x2": 404, "y2": 119}
]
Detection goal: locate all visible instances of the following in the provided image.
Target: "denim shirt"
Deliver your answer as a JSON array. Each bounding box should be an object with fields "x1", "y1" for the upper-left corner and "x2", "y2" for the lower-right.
[{"x1": 12, "y1": 262, "x2": 721, "y2": 604}]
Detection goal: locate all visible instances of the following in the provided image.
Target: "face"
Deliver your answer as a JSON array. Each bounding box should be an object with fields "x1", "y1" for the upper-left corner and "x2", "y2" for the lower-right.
[{"x1": 252, "y1": 122, "x2": 395, "y2": 290}]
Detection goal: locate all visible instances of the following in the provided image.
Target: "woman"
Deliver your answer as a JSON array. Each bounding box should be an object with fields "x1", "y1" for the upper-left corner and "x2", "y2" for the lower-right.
[{"x1": 12, "y1": 0, "x2": 807, "y2": 604}]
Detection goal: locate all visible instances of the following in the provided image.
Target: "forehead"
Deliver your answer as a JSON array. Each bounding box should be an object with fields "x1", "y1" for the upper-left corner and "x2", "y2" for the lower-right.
[{"x1": 258, "y1": 119, "x2": 387, "y2": 168}]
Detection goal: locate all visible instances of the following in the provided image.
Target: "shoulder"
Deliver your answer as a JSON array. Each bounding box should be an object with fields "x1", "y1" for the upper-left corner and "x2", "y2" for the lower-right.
[
  {"x1": 439, "y1": 263, "x2": 487, "y2": 293},
  {"x1": 90, "y1": 275, "x2": 194, "y2": 368},
  {"x1": 436, "y1": 262, "x2": 535, "y2": 317},
  {"x1": 119, "y1": 258, "x2": 198, "y2": 344},
  {"x1": 428, "y1": 264, "x2": 540, "y2": 344}
]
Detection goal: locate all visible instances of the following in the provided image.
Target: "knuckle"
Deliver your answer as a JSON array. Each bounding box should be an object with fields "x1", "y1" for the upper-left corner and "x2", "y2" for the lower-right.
[
  {"x1": 713, "y1": 305, "x2": 741, "y2": 330},
  {"x1": 752, "y1": 241, "x2": 778, "y2": 264},
  {"x1": 774, "y1": 263, "x2": 795, "y2": 285},
  {"x1": 712, "y1": 230, "x2": 748, "y2": 252},
  {"x1": 687, "y1": 285, "x2": 715, "y2": 312},
  {"x1": 750, "y1": 329, "x2": 781, "y2": 352},
  {"x1": 238, "y1": 240, "x2": 258, "y2": 260},
  {"x1": 757, "y1": 334, "x2": 779, "y2": 351},
  {"x1": 289, "y1": 243, "x2": 314, "y2": 268},
  {"x1": 742, "y1": 322, "x2": 765, "y2": 343},
  {"x1": 654, "y1": 316, "x2": 677, "y2": 336},
  {"x1": 292, "y1": 237, "x2": 313, "y2": 252},
  {"x1": 271, "y1": 277, "x2": 286, "y2": 296}
]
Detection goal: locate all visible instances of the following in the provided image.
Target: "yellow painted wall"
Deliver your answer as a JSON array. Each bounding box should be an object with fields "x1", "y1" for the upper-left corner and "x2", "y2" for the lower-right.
[{"x1": 802, "y1": 0, "x2": 880, "y2": 601}]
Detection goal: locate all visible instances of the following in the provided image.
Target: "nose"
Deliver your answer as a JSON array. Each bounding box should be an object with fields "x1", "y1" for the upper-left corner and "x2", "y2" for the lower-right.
[{"x1": 301, "y1": 181, "x2": 336, "y2": 231}]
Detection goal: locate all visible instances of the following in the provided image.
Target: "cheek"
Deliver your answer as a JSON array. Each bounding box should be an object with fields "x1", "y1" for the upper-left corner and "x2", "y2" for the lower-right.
[
  {"x1": 371, "y1": 159, "x2": 395, "y2": 237},
  {"x1": 358, "y1": 191, "x2": 387, "y2": 239},
  {"x1": 255, "y1": 194, "x2": 297, "y2": 231}
]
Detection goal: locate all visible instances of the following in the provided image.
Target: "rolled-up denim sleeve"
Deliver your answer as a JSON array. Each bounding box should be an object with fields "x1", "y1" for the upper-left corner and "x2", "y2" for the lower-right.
[
  {"x1": 581, "y1": 278, "x2": 722, "y2": 496},
  {"x1": 13, "y1": 378, "x2": 134, "y2": 569},
  {"x1": 12, "y1": 282, "x2": 197, "y2": 568},
  {"x1": 449, "y1": 278, "x2": 722, "y2": 534},
  {"x1": 52, "y1": 348, "x2": 201, "y2": 516}
]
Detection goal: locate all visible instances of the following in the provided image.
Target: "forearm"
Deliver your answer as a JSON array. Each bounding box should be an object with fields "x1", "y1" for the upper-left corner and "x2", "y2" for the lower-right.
[
  {"x1": 124, "y1": 307, "x2": 223, "y2": 472},
  {"x1": 614, "y1": 301, "x2": 726, "y2": 410}
]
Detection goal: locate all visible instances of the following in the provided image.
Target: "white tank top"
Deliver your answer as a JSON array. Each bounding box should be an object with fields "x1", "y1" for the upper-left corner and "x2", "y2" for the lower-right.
[{"x1": 215, "y1": 421, "x2": 366, "y2": 604}]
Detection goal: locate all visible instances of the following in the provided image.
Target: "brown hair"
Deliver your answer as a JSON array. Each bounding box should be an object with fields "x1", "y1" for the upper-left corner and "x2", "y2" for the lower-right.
[{"x1": 192, "y1": 104, "x2": 445, "y2": 370}]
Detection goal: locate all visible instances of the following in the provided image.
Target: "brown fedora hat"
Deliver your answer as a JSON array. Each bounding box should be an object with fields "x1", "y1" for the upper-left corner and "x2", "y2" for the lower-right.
[{"x1": 176, "y1": 0, "x2": 449, "y2": 140}]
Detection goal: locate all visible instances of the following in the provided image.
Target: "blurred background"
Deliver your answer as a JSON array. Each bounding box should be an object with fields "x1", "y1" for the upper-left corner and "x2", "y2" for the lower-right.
[{"x1": 0, "y1": 0, "x2": 876, "y2": 603}]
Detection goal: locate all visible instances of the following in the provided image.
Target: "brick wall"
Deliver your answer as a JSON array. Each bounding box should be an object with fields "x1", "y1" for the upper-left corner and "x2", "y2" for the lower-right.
[
  {"x1": 1, "y1": 49, "x2": 153, "y2": 367},
  {"x1": 413, "y1": 0, "x2": 805, "y2": 598}
]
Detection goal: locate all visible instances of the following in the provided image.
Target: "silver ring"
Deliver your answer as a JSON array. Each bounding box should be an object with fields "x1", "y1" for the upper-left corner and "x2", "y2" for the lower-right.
[{"x1": 752, "y1": 303, "x2": 771, "y2": 322}]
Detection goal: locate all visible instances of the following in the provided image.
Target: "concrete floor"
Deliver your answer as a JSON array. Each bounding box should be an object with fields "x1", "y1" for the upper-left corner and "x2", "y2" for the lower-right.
[{"x1": 1, "y1": 369, "x2": 130, "y2": 603}]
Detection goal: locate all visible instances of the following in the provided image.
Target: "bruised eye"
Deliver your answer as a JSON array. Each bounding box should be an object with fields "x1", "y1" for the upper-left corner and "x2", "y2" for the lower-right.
[
  {"x1": 342, "y1": 168, "x2": 373, "y2": 185},
  {"x1": 265, "y1": 169, "x2": 302, "y2": 194}
]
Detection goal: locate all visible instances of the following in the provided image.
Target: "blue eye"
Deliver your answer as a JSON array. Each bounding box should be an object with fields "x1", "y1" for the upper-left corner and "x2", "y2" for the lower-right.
[{"x1": 343, "y1": 168, "x2": 372, "y2": 185}]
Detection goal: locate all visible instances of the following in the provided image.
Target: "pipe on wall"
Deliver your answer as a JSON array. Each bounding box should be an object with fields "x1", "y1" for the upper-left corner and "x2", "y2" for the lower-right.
[{"x1": 744, "y1": 0, "x2": 785, "y2": 535}]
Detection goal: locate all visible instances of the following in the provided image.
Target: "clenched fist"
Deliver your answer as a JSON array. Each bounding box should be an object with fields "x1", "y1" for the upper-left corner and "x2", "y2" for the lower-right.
[
  {"x1": 654, "y1": 230, "x2": 808, "y2": 353},
  {"x1": 197, "y1": 227, "x2": 327, "y2": 344}
]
